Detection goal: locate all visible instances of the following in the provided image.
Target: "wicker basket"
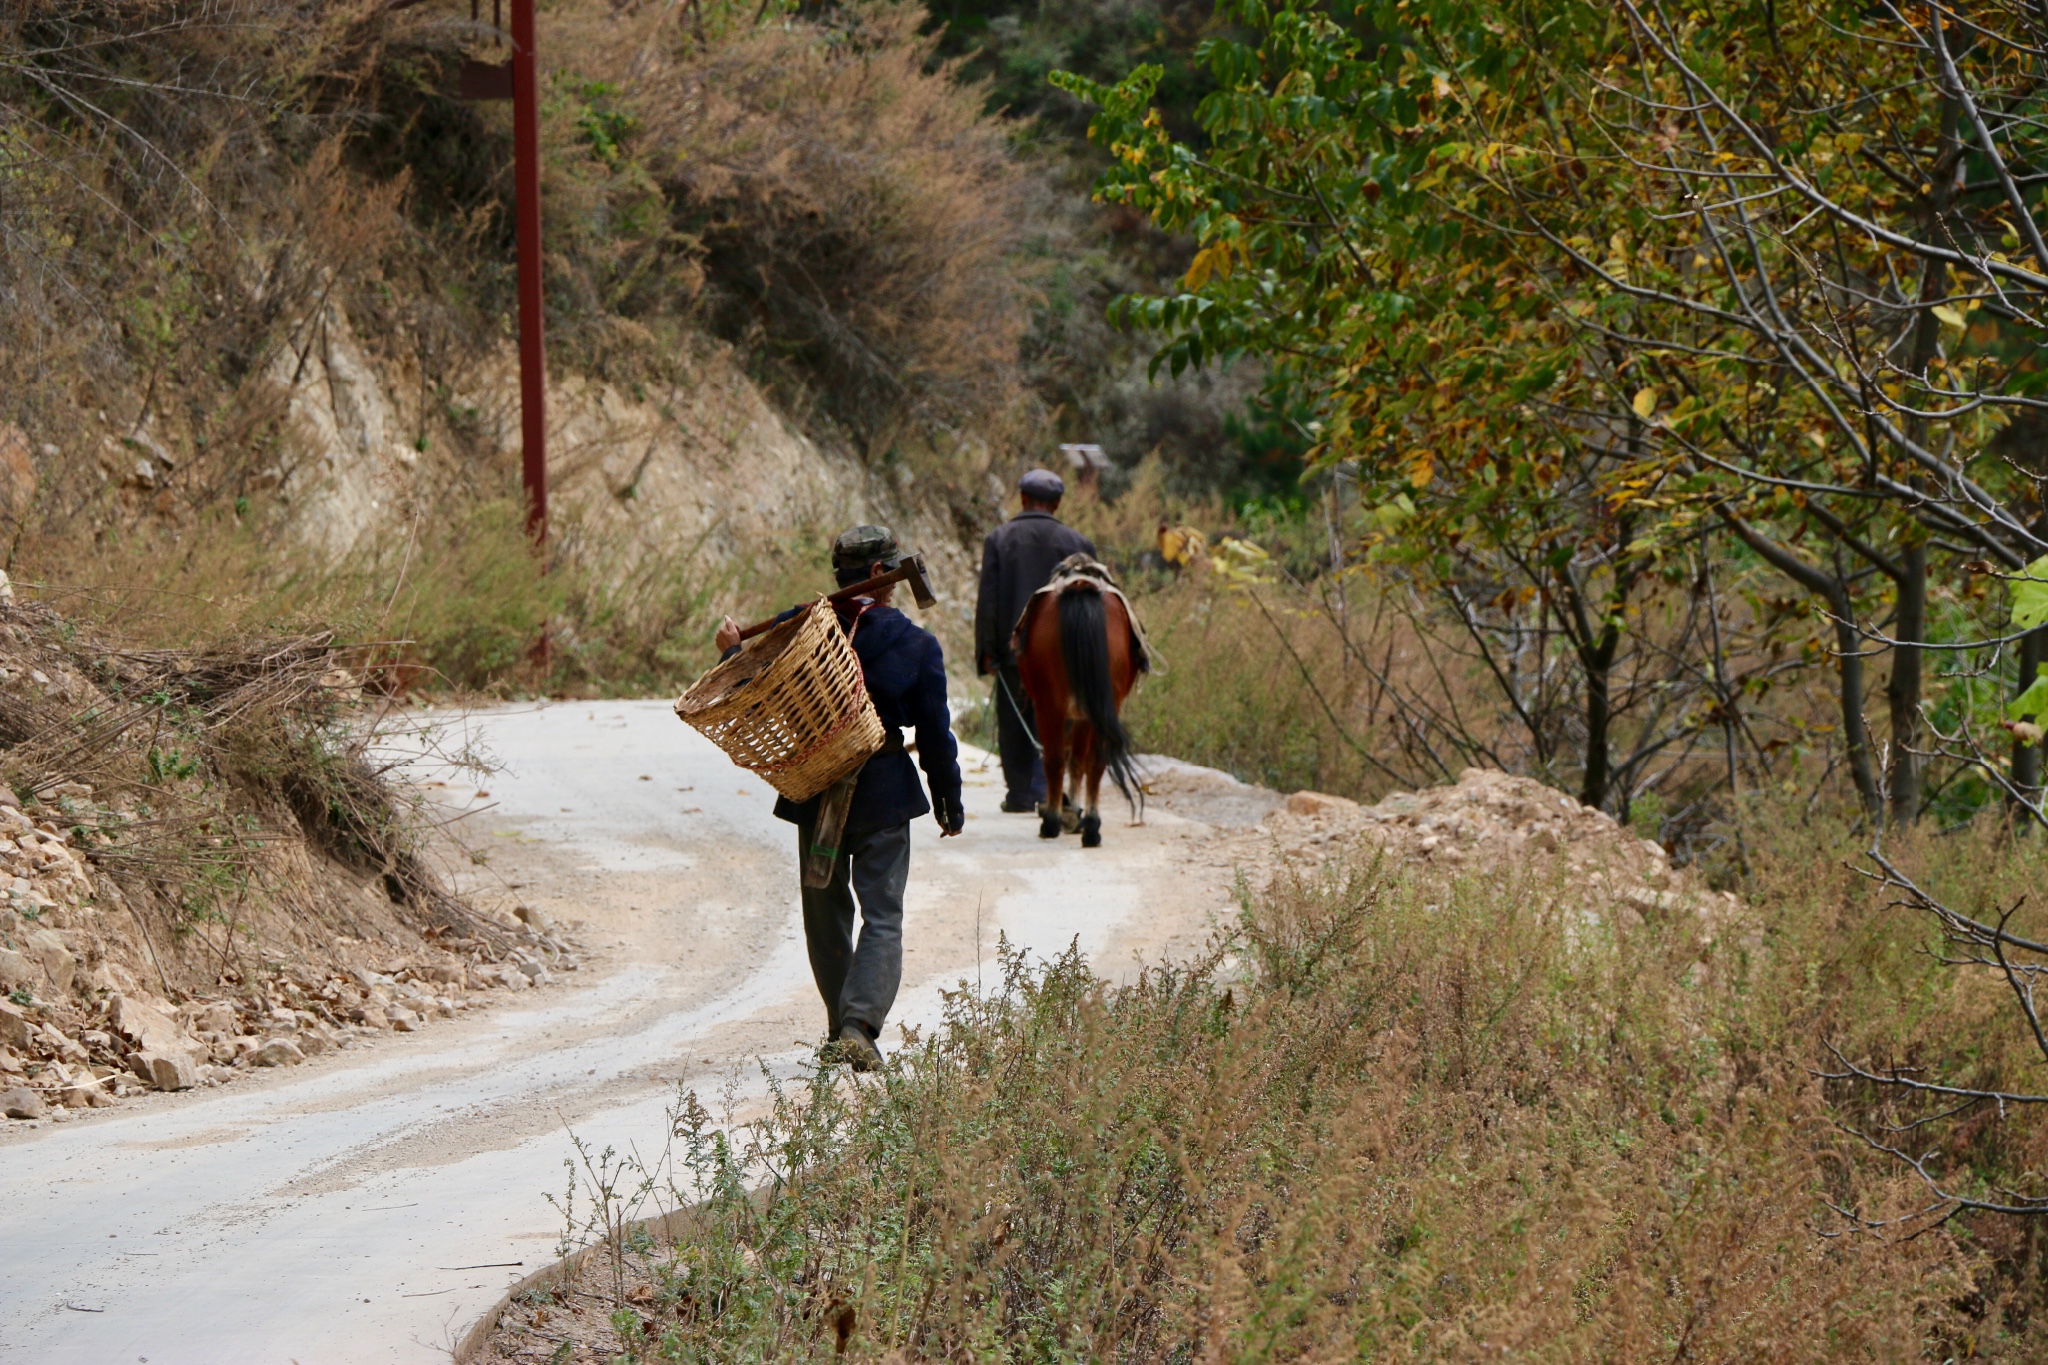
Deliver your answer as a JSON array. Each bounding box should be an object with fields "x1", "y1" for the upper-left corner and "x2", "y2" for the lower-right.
[{"x1": 673, "y1": 599, "x2": 886, "y2": 803}]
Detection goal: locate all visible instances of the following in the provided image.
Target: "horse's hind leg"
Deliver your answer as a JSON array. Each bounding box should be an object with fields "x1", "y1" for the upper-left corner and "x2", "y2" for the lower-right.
[
  {"x1": 1080, "y1": 754, "x2": 1104, "y2": 849},
  {"x1": 1071, "y1": 726, "x2": 1098, "y2": 842},
  {"x1": 1038, "y1": 717, "x2": 1067, "y2": 840},
  {"x1": 1073, "y1": 732, "x2": 1089, "y2": 839}
]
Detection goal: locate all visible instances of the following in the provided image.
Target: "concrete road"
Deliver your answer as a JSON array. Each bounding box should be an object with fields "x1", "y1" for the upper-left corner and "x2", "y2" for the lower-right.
[{"x1": 0, "y1": 700, "x2": 1243, "y2": 1364}]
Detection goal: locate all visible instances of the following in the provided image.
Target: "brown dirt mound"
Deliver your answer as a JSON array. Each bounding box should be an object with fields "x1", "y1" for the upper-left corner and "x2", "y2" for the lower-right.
[{"x1": 1252, "y1": 766, "x2": 1739, "y2": 931}]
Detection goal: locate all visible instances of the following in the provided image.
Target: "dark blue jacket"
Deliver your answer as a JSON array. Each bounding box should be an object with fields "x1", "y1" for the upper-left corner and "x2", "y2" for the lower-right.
[{"x1": 747, "y1": 602, "x2": 962, "y2": 833}]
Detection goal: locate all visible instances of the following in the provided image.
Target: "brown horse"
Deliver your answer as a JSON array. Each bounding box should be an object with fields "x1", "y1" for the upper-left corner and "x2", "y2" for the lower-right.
[{"x1": 1015, "y1": 575, "x2": 1144, "y2": 847}]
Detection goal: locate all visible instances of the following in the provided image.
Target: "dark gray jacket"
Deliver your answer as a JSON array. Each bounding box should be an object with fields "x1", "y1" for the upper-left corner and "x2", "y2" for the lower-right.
[{"x1": 974, "y1": 510, "x2": 1096, "y2": 673}]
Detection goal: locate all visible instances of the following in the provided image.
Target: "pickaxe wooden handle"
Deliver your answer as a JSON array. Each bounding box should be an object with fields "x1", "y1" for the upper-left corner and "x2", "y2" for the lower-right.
[{"x1": 734, "y1": 553, "x2": 936, "y2": 643}]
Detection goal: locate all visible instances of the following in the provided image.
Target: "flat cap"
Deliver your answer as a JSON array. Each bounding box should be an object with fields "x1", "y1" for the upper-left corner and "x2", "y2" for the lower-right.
[
  {"x1": 1019, "y1": 468, "x2": 1066, "y2": 501},
  {"x1": 831, "y1": 524, "x2": 904, "y2": 572}
]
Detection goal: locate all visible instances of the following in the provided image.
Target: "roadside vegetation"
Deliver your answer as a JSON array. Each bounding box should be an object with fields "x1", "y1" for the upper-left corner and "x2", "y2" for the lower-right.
[{"x1": 493, "y1": 813, "x2": 2048, "y2": 1361}]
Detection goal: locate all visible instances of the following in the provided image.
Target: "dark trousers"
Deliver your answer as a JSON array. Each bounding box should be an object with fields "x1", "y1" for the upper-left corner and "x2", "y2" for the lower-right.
[
  {"x1": 797, "y1": 818, "x2": 909, "y2": 1039},
  {"x1": 994, "y1": 664, "x2": 1045, "y2": 804}
]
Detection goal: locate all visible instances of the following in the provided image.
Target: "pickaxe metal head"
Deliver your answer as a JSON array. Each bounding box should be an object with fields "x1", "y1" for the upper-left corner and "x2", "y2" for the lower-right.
[{"x1": 733, "y1": 552, "x2": 939, "y2": 642}]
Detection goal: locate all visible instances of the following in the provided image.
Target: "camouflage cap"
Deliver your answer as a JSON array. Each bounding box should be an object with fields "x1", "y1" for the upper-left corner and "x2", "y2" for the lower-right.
[{"x1": 831, "y1": 524, "x2": 904, "y2": 573}]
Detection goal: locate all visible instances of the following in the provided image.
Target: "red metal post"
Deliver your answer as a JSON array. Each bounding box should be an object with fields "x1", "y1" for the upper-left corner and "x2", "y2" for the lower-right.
[{"x1": 511, "y1": 0, "x2": 546, "y2": 549}]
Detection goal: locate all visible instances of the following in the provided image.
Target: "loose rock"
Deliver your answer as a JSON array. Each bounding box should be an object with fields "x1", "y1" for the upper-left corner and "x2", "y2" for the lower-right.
[
  {"x1": 22, "y1": 926, "x2": 74, "y2": 992},
  {"x1": 109, "y1": 995, "x2": 185, "y2": 1055},
  {"x1": 0, "y1": 1000, "x2": 29, "y2": 1050},
  {"x1": 1285, "y1": 790, "x2": 1359, "y2": 817},
  {"x1": 1, "y1": 1085, "x2": 45, "y2": 1119},
  {"x1": 60, "y1": 1078, "x2": 112, "y2": 1109},
  {"x1": 250, "y1": 1038, "x2": 306, "y2": 1068},
  {"x1": 132, "y1": 1050, "x2": 198, "y2": 1091}
]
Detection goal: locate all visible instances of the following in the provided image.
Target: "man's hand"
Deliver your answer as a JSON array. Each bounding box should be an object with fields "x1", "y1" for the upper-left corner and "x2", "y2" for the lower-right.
[
  {"x1": 978, "y1": 651, "x2": 994, "y2": 676},
  {"x1": 714, "y1": 615, "x2": 742, "y2": 652},
  {"x1": 935, "y1": 793, "x2": 964, "y2": 837}
]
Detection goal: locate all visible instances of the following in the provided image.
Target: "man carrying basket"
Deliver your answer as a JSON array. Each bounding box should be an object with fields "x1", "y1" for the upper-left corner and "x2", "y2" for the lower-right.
[{"x1": 714, "y1": 525, "x2": 964, "y2": 1071}]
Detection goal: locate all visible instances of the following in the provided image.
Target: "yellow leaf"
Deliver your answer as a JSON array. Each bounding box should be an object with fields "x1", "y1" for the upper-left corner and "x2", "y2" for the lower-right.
[
  {"x1": 1931, "y1": 303, "x2": 1967, "y2": 329},
  {"x1": 1836, "y1": 132, "x2": 1864, "y2": 156},
  {"x1": 1409, "y1": 453, "x2": 1435, "y2": 488},
  {"x1": 1432, "y1": 73, "x2": 1453, "y2": 101},
  {"x1": 1631, "y1": 387, "x2": 1657, "y2": 420},
  {"x1": 1184, "y1": 242, "x2": 1233, "y2": 291}
]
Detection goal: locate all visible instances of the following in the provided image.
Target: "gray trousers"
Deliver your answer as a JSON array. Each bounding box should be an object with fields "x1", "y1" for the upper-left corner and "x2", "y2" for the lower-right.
[{"x1": 797, "y1": 818, "x2": 909, "y2": 1039}]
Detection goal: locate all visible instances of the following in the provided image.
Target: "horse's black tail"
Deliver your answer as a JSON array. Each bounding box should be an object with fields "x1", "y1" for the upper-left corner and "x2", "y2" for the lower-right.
[{"x1": 1057, "y1": 583, "x2": 1142, "y2": 816}]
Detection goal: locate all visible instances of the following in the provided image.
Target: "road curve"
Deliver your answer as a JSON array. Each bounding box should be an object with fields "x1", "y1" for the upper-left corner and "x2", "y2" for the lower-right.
[{"x1": 0, "y1": 700, "x2": 1239, "y2": 1364}]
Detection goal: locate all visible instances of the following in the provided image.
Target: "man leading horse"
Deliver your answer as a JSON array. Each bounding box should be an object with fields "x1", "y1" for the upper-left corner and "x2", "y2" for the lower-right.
[{"x1": 974, "y1": 469, "x2": 1095, "y2": 814}]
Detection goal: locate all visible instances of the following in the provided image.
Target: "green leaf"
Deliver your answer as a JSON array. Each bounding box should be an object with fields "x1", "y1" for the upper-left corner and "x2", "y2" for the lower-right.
[
  {"x1": 2012, "y1": 555, "x2": 2048, "y2": 629},
  {"x1": 2009, "y1": 664, "x2": 2048, "y2": 722}
]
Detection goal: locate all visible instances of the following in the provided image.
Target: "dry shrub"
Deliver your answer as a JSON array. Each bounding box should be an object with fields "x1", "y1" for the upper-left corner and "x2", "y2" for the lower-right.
[
  {"x1": 584, "y1": 839, "x2": 2018, "y2": 1363},
  {"x1": 627, "y1": 0, "x2": 1035, "y2": 453},
  {"x1": 0, "y1": 598, "x2": 503, "y2": 992}
]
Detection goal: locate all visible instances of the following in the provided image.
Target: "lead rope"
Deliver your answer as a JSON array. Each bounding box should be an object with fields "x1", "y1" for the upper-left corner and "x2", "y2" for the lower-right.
[{"x1": 994, "y1": 668, "x2": 1043, "y2": 755}]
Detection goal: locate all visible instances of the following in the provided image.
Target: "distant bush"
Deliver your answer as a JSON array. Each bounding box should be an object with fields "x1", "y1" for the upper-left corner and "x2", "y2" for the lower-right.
[{"x1": 619, "y1": 0, "x2": 1035, "y2": 455}]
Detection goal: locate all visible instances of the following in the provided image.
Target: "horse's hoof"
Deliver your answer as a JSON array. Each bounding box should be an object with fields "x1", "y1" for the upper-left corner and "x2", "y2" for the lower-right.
[
  {"x1": 1080, "y1": 814, "x2": 1102, "y2": 849},
  {"x1": 1038, "y1": 810, "x2": 1063, "y2": 839}
]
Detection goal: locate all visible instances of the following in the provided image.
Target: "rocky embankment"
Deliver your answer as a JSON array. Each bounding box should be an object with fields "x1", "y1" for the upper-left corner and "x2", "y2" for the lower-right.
[{"x1": 1, "y1": 874, "x2": 578, "y2": 1124}]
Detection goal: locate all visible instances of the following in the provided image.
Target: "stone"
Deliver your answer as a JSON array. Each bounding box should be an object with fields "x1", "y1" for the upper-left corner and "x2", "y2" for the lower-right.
[
  {"x1": 22, "y1": 927, "x2": 73, "y2": 992},
  {"x1": 250, "y1": 1038, "x2": 305, "y2": 1068},
  {"x1": 418, "y1": 962, "x2": 464, "y2": 986},
  {"x1": 1286, "y1": 790, "x2": 1359, "y2": 818},
  {"x1": 295, "y1": 1028, "x2": 334, "y2": 1056},
  {"x1": 0, "y1": 946, "x2": 31, "y2": 990},
  {"x1": 469, "y1": 963, "x2": 524, "y2": 990},
  {"x1": 386, "y1": 1008, "x2": 419, "y2": 1033},
  {"x1": 1, "y1": 1085, "x2": 45, "y2": 1119},
  {"x1": 0, "y1": 1047, "x2": 21, "y2": 1075},
  {"x1": 0, "y1": 1001, "x2": 29, "y2": 1050},
  {"x1": 60, "y1": 1077, "x2": 112, "y2": 1109},
  {"x1": 109, "y1": 994, "x2": 185, "y2": 1055},
  {"x1": 514, "y1": 904, "x2": 554, "y2": 934},
  {"x1": 1620, "y1": 886, "x2": 1677, "y2": 917},
  {"x1": 347, "y1": 1003, "x2": 388, "y2": 1029},
  {"x1": 131, "y1": 1050, "x2": 198, "y2": 1091},
  {"x1": 179, "y1": 1000, "x2": 237, "y2": 1035},
  {"x1": 41, "y1": 1025, "x2": 87, "y2": 1064}
]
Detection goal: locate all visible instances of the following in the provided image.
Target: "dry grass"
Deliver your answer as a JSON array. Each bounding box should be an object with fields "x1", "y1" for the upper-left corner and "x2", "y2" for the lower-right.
[
  {"x1": 0, "y1": 596, "x2": 506, "y2": 989},
  {"x1": 490, "y1": 814, "x2": 2048, "y2": 1362}
]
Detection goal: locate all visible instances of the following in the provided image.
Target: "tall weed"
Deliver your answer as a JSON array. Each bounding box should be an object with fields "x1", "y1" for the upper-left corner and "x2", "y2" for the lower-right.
[{"x1": 570, "y1": 832, "x2": 2034, "y2": 1361}]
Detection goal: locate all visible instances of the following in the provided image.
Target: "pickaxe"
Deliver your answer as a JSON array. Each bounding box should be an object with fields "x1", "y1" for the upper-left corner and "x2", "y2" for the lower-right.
[{"x1": 733, "y1": 553, "x2": 937, "y2": 643}]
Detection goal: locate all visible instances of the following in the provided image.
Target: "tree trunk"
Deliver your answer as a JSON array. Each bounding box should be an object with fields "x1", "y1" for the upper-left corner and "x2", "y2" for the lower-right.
[
  {"x1": 1885, "y1": 540, "x2": 1926, "y2": 826},
  {"x1": 1833, "y1": 593, "x2": 1883, "y2": 819},
  {"x1": 1579, "y1": 620, "x2": 1617, "y2": 810},
  {"x1": 1723, "y1": 514, "x2": 1883, "y2": 820}
]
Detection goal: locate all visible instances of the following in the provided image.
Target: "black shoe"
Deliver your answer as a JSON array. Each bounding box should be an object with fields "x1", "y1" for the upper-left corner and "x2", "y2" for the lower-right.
[
  {"x1": 831, "y1": 1022, "x2": 882, "y2": 1072},
  {"x1": 1000, "y1": 796, "x2": 1040, "y2": 814}
]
